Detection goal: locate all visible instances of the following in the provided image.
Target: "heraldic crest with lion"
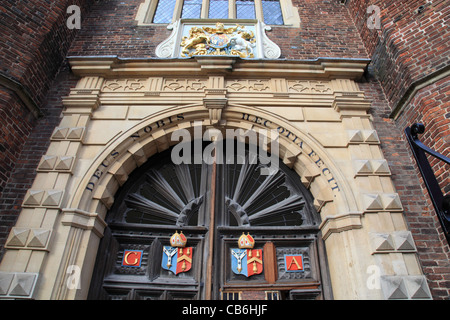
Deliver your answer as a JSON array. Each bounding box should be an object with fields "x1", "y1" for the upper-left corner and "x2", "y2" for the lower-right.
[{"x1": 180, "y1": 22, "x2": 256, "y2": 58}]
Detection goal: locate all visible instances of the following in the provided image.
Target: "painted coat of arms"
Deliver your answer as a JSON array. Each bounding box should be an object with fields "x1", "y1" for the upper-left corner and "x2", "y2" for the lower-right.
[
  {"x1": 162, "y1": 231, "x2": 193, "y2": 275},
  {"x1": 180, "y1": 22, "x2": 256, "y2": 58},
  {"x1": 231, "y1": 233, "x2": 263, "y2": 277}
]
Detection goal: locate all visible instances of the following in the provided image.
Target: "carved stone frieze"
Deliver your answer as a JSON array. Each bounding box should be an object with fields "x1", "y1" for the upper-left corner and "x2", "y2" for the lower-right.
[
  {"x1": 288, "y1": 80, "x2": 332, "y2": 93},
  {"x1": 102, "y1": 78, "x2": 149, "y2": 92},
  {"x1": 226, "y1": 79, "x2": 271, "y2": 92},
  {"x1": 100, "y1": 77, "x2": 339, "y2": 95},
  {"x1": 163, "y1": 78, "x2": 208, "y2": 92}
]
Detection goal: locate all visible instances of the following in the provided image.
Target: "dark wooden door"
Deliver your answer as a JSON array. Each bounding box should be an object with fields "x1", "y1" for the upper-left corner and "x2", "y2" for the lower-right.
[{"x1": 87, "y1": 142, "x2": 331, "y2": 300}]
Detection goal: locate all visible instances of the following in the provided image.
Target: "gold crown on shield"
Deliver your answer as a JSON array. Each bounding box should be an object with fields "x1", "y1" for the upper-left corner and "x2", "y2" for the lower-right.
[{"x1": 238, "y1": 232, "x2": 255, "y2": 249}]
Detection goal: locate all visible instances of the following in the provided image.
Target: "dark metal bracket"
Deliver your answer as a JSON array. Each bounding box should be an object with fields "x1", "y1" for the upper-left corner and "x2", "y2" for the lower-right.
[{"x1": 405, "y1": 123, "x2": 450, "y2": 242}]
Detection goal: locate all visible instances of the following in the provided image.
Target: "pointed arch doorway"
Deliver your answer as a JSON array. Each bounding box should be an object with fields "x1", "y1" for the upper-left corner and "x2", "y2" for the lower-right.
[{"x1": 87, "y1": 140, "x2": 332, "y2": 300}]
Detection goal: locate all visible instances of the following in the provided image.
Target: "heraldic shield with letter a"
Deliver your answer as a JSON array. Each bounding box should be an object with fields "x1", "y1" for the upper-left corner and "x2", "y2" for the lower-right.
[
  {"x1": 231, "y1": 233, "x2": 263, "y2": 277},
  {"x1": 162, "y1": 231, "x2": 193, "y2": 275}
]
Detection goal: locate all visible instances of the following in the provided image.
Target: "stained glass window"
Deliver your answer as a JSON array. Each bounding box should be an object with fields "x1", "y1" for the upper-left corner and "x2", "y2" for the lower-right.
[
  {"x1": 208, "y1": 0, "x2": 229, "y2": 19},
  {"x1": 262, "y1": 0, "x2": 284, "y2": 25},
  {"x1": 236, "y1": 0, "x2": 256, "y2": 19},
  {"x1": 181, "y1": 0, "x2": 202, "y2": 19},
  {"x1": 153, "y1": 0, "x2": 177, "y2": 23}
]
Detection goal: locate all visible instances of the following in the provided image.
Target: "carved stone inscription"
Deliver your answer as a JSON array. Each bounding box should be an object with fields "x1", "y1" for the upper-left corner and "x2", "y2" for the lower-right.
[{"x1": 240, "y1": 112, "x2": 341, "y2": 193}]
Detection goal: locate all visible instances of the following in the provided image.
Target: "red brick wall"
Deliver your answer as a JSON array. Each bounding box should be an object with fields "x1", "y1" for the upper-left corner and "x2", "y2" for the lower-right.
[
  {"x1": 359, "y1": 72, "x2": 450, "y2": 299},
  {"x1": 347, "y1": 0, "x2": 450, "y2": 298},
  {"x1": 0, "y1": 0, "x2": 90, "y2": 104},
  {"x1": 270, "y1": 0, "x2": 367, "y2": 59},
  {"x1": 67, "y1": 0, "x2": 170, "y2": 57},
  {"x1": 0, "y1": 0, "x2": 91, "y2": 191},
  {"x1": 0, "y1": 66, "x2": 78, "y2": 262},
  {"x1": 346, "y1": 0, "x2": 450, "y2": 110},
  {"x1": 0, "y1": 0, "x2": 90, "y2": 260},
  {"x1": 393, "y1": 77, "x2": 450, "y2": 299},
  {"x1": 0, "y1": 89, "x2": 36, "y2": 193},
  {"x1": 396, "y1": 76, "x2": 450, "y2": 194},
  {"x1": 68, "y1": 0, "x2": 367, "y2": 59}
]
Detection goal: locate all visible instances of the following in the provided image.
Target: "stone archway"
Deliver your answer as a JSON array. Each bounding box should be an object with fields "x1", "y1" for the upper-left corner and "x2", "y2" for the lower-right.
[
  {"x1": 86, "y1": 138, "x2": 332, "y2": 299},
  {"x1": 47, "y1": 105, "x2": 359, "y2": 299},
  {"x1": 70, "y1": 106, "x2": 358, "y2": 226},
  {"x1": 0, "y1": 57, "x2": 431, "y2": 300}
]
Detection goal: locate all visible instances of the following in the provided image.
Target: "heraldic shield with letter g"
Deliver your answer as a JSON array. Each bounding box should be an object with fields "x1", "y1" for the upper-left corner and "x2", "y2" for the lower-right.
[{"x1": 231, "y1": 233, "x2": 263, "y2": 277}]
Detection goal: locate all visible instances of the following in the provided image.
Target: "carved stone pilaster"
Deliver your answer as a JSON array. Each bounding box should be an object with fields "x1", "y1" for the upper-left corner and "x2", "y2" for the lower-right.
[
  {"x1": 332, "y1": 93, "x2": 372, "y2": 119},
  {"x1": 62, "y1": 76, "x2": 104, "y2": 114},
  {"x1": 61, "y1": 208, "x2": 107, "y2": 238}
]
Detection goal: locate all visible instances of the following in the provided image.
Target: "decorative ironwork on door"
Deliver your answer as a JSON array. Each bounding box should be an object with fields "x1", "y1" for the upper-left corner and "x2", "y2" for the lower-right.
[{"x1": 88, "y1": 142, "x2": 331, "y2": 300}]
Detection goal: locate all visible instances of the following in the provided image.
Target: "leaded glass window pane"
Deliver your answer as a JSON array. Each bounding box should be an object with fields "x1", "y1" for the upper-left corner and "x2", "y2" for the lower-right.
[
  {"x1": 262, "y1": 0, "x2": 283, "y2": 25},
  {"x1": 153, "y1": 0, "x2": 177, "y2": 23},
  {"x1": 182, "y1": 0, "x2": 202, "y2": 19},
  {"x1": 208, "y1": 0, "x2": 228, "y2": 19},
  {"x1": 236, "y1": 0, "x2": 255, "y2": 19}
]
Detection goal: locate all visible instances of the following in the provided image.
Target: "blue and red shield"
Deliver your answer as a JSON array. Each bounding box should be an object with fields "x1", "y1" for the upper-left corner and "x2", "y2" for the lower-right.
[
  {"x1": 231, "y1": 248, "x2": 263, "y2": 277},
  {"x1": 162, "y1": 246, "x2": 193, "y2": 275},
  {"x1": 209, "y1": 33, "x2": 229, "y2": 49}
]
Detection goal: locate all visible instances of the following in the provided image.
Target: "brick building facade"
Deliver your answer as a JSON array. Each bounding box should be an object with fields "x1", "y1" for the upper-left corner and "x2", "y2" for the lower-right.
[{"x1": 0, "y1": 0, "x2": 448, "y2": 299}]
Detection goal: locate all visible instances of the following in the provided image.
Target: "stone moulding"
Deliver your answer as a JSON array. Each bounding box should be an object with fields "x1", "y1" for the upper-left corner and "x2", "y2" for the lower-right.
[
  {"x1": 319, "y1": 212, "x2": 363, "y2": 240},
  {"x1": 61, "y1": 208, "x2": 107, "y2": 238},
  {"x1": 67, "y1": 56, "x2": 370, "y2": 80}
]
